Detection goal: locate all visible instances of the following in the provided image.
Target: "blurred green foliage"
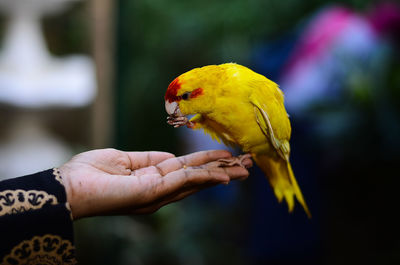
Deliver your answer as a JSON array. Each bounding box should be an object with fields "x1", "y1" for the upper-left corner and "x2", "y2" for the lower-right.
[{"x1": 42, "y1": 2, "x2": 91, "y2": 56}]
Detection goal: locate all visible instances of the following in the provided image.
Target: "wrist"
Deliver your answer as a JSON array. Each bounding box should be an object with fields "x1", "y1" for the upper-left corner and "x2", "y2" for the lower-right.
[{"x1": 58, "y1": 164, "x2": 79, "y2": 220}]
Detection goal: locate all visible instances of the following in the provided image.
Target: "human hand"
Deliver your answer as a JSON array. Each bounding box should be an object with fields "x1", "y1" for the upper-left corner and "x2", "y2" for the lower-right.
[{"x1": 59, "y1": 148, "x2": 252, "y2": 220}]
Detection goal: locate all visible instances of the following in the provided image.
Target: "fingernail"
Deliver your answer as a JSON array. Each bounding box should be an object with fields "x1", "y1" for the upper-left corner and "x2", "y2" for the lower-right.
[
  {"x1": 243, "y1": 160, "x2": 253, "y2": 168},
  {"x1": 222, "y1": 181, "x2": 230, "y2": 185}
]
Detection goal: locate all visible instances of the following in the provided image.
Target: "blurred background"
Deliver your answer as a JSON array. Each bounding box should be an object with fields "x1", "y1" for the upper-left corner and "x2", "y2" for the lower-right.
[{"x1": 0, "y1": 0, "x2": 399, "y2": 264}]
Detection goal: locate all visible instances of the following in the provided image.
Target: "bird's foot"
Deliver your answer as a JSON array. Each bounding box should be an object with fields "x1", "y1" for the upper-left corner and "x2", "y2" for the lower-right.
[
  {"x1": 167, "y1": 116, "x2": 195, "y2": 128},
  {"x1": 218, "y1": 153, "x2": 252, "y2": 169},
  {"x1": 167, "y1": 116, "x2": 187, "y2": 127}
]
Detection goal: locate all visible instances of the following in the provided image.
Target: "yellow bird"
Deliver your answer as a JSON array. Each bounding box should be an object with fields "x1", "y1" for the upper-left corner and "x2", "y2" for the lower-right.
[{"x1": 165, "y1": 63, "x2": 310, "y2": 217}]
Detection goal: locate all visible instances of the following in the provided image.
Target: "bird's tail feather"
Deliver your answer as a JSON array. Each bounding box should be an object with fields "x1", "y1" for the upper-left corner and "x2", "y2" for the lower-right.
[{"x1": 253, "y1": 155, "x2": 311, "y2": 218}]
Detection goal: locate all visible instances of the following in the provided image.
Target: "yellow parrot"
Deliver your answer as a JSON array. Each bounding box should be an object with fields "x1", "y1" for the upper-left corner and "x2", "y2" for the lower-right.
[{"x1": 165, "y1": 63, "x2": 310, "y2": 217}]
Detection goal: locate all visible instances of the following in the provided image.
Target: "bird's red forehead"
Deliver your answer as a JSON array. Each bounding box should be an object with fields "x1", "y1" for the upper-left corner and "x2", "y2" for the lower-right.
[{"x1": 165, "y1": 77, "x2": 182, "y2": 103}]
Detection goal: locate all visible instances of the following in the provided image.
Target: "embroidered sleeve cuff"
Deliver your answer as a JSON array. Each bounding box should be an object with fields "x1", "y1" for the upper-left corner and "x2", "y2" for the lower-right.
[
  {"x1": 0, "y1": 168, "x2": 68, "y2": 204},
  {"x1": 0, "y1": 169, "x2": 76, "y2": 264}
]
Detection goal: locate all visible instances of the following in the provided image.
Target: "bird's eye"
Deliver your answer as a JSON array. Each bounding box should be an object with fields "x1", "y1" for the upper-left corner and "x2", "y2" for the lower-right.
[{"x1": 181, "y1": 92, "x2": 191, "y2": 100}]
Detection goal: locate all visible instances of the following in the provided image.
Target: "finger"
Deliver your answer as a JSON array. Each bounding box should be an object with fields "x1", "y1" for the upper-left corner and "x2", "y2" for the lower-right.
[
  {"x1": 168, "y1": 167, "x2": 230, "y2": 187},
  {"x1": 204, "y1": 161, "x2": 250, "y2": 181},
  {"x1": 242, "y1": 158, "x2": 253, "y2": 169},
  {"x1": 134, "y1": 161, "x2": 250, "y2": 202},
  {"x1": 223, "y1": 166, "x2": 250, "y2": 181},
  {"x1": 129, "y1": 151, "x2": 236, "y2": 177},
  {"x1": 125, "y1": 151, "x2": 175, "y2": 170},
  {"x1": 155, "y1": 159, "x2": 250, "y2": 197},
  {"x1": 132, "y1": 157, "x2": 251, "y2": 177},
  {"x1": 131, "y1": 166, "x2": 161, "y2": 177},
  {"x1": 150, "y1": 167, "x2": 229, "y2": 200},
  {"x1": 105, "y1": 167, "x2": 229, "y2": 214},
  {"x1": 155, "y1": 150, "x2": 232, "y2": 176}
]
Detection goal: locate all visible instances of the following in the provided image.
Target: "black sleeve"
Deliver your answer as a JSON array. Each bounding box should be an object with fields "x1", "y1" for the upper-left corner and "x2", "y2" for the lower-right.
[{"x1": 0, "y1": 169, "x2": 76, "y2": 265}]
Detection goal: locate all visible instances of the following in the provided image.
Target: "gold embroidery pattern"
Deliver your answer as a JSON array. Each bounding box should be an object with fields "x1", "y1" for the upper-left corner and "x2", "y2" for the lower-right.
[
  {"x1": 52, "y1": 168, "x2": 63, "y2": 186},
  {"x1": 53, "y1": 168, "x2": 73, "y2": 220},
  {"x1": 2, "y1": 234, "x2": 76, "y2": 265},
  {"x1": 65, "y1": 202, "x2": 73, "y2": 221},
  {"x1": 0, "y1": 190, "x2": 58, "y2": 217}
]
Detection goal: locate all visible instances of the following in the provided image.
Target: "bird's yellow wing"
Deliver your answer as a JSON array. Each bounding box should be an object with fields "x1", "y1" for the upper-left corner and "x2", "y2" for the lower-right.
[
  {"x1": 248, "y1": 79, "x2": 311, "y2": 217},
  {"x1": 248, "y1": 79, "x2": 291, "y2": 161},
  {"x1": 189, "y1": 114, "x2": 237, "y2": 148}
]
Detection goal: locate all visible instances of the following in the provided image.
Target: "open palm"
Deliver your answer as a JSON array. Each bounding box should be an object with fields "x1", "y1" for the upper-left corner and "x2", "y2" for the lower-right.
[{"x1": 59, "y1": 148, "x2": 252, "y2": 219}]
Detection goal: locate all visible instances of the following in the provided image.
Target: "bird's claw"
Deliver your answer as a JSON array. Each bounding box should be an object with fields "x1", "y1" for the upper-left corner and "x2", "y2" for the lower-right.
[
  {"x1": 217, "y1": 153, "x2": 252, "y2": 168},
  {"x1": 167, "y1": 116, "x2": 194, "y2": 128},
  {"x1": 167, "y1": 116, "x2": 188, "y2": 128}
]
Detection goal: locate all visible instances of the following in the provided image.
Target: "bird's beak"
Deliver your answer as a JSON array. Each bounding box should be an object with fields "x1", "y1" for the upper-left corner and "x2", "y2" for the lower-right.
[{"x1": 165, "y1": 101, "x2": 183, "y2": 117}]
